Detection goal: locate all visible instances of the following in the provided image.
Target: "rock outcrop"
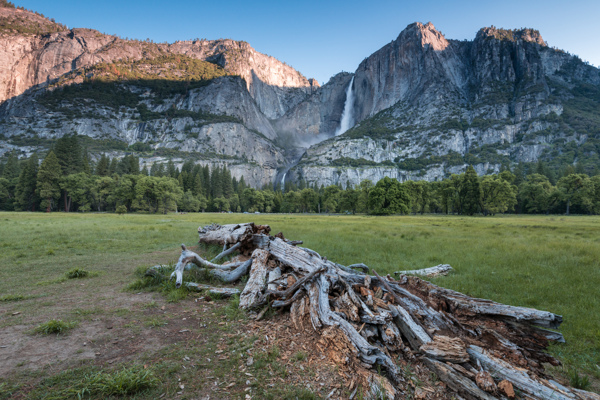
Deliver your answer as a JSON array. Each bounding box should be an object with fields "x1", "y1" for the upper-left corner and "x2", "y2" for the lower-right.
[
  {"x1": 0, "y1": 7, "x2": 314, "y2": 118},
  {"x1": 287, "y1": 22, "x2": 600, "y2": 186},
  {"x1": 1, "y1": 6, "x2": 600, "y2": 188}
]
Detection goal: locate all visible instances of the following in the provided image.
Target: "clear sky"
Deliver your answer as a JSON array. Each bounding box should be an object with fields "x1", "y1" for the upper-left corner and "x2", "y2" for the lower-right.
[{"x1": 13, "y1": 0, "x2": 600, "y2": 85}]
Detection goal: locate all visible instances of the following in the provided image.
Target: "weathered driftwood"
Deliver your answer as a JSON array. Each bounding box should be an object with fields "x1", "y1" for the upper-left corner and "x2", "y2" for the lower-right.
[
  {"x1": 420, "y1": 335, "x2": 469, "y2": 363},
  {"x1": 423, "y1": 357, "x2": 498, "y2": 400},
  {"x1": 197, "y1": 222, "x2": 270, "y2": 247},
  {"x1": 239, "y1": 249, "x2": 269, "y2": 309},
  {"x1": 210, "y1": 242, "x2": 242, "y2": 263},
  {"x1": 157, "y1": 222, "x2": 598, "y2": 400},
  {"x1": 467, "y1": 345, "x2": 600, "y2": 400},
  {"x1": 267, "y1": 266, "x2": 281, "y2": 292},
  {"x1": 144, "y1": 268, "x2": 242, "y2": 297},
  {"x1": 208, "y1": 259, "x2": 252, "y2": 283},
  {"x1": 185, "y1": 283, "x2": 240, "y2": 297},
  {"x1": 171, "y1": 244, "x2": 240, "y2": 288},
  {"x1": 394, "y1": 263, "x2": 454, "y2": 277}
]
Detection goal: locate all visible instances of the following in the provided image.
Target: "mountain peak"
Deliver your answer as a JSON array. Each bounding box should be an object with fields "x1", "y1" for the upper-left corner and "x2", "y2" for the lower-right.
[
  {"x1": 400, "y1": 21, "x2": 449, "y2": 51},
  {"x1": 476, "y1": 26, "x2": 546, "y2": 46}
]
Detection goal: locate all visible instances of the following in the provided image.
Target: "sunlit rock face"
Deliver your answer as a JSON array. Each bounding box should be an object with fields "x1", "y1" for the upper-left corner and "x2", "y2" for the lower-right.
[{"x1": 1, "y1": 6, "x2": 599, "y2": 188}]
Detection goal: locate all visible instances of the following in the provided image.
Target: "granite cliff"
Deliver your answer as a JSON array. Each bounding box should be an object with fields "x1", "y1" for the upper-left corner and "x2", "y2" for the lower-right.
[
  {"x1": 1, "y1": 6, "x2": 599, "y2": 188},
  {"x1": 288, "y1": 22, "x2": 600, "y2": 186}
]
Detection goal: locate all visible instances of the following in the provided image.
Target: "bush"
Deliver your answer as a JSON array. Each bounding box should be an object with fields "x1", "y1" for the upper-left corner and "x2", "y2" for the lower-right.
[
  {"x1": 116, "y1": 205, "x2": 127, "y2": 215},
  {"x1": 568, "y1": 370, "x2": 591, "y2": 390},
  {"x1": 78, "y1": 366, "x2": 159, "y2": 396},
  {"x1": 34, "y1": 319, "x2": 77, "y2": 335},
  {"x1": 0, "y1": 294, "x2": 31, "y2": 302},
  {"x1": 65, "y1": 268, "x2": 89, "y2": 279},
  {"x1": 33, "y1": 365, "x2": 159, "y2": 398}
]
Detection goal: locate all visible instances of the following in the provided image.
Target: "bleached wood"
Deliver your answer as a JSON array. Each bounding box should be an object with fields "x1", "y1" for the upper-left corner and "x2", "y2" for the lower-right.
[
  {"x1": 267, "y1": 266, "x2": 326, "y2": 300},
  {"x1": 239, "y1": 249, "x2": 269, "y2": 309},
  {"x1": 420, "y1": 335, "x2": 469, "y2": 363},
  {"x1": 267, "y1": 266, "x2": 281, "y2": 292},
  {"x1": 208, "y1": 259, "x2": 252, "y2": 283},
  {"x1": 198, "y1": 223, "x2": 255, "y2": 246},
  {"x1": 467, "y1": 345, "x2": 591, "y2": 400},
  {"x1": 423, "y1": 357, "x2": 498, "y2": 400},
  {"x1": 171, "y1": 244, "x2": 236, "y2": 288},
  {"x1": 146, "y1": 260, "x2": 250, "y2": 286},
  {"x1": 394, "y1": 264, "x2": 453, "y2": 277},
  {"x1": 184, "y1": 283, "x2": 240, "y2": 297},
  {"x1": 210, "y1": 242, "x2": 242, "y2": 263},
  {"x1": 423, "y1": 279, "x2": 563, "y2": 329},
  {"x1": 272, "y1": 288, "x2": 305, "y2": 308},
  {"x1": 347, "y1": 263, "x2": 370, "y2": 273},
  {"x1": 311, "y1": 273, "x2": 401, "y2": 382},
  {"x1": 388, "y1": 304, "x2": 431, "y2": 350},
  {"x1": 155, "y1": 221, "x2": 600, "y2": 400}
]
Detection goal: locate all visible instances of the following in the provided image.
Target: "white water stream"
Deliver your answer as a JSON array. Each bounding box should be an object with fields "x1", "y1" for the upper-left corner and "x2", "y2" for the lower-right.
[
  {"x1": 335, "y1": 76, "x2": 355, "y2": 135},
  {"x1": 280, "y1": 171, "x2": 287, "y2": 190}
]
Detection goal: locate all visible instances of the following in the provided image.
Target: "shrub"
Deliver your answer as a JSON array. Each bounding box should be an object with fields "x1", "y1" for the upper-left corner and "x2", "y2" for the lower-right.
[
  {"x1": 65, "y1": 268, "x2": 89, "y2": 279},
  {"x1": 0, "y1": 294, "x2": 31, "y2": 302},
  {"x1": 77, "y1": 366, "x2": 159, "y2": 396},
  {"x1": 34, "y1": 319, "x2": 77, "y2": 335},
  {"x1": 568, "y1": 370, "x2": 591, "y2": 390}
]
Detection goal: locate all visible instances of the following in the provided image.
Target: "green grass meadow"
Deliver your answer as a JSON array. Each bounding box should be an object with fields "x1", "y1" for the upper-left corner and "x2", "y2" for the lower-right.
[{"x1": 0, "y1": 212, "x2": 599, "y2": 384}]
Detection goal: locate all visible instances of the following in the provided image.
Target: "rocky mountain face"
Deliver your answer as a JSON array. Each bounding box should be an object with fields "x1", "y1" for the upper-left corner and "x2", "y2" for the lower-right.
[
  {"x1": 1, "y1": 6, "x2": 599, "y2": 188},
  {"x1": 289, "y1": 23, "x2": 600, "y2": 186},
  {"x1": 0, "y1": 6, "x2": 316, "y2": 187}
]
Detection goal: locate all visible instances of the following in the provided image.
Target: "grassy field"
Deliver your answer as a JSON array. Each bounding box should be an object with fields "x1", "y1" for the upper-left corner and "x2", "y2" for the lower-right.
[{"x1": 0, "y1": 212, "x2": 599, "y2": 398}]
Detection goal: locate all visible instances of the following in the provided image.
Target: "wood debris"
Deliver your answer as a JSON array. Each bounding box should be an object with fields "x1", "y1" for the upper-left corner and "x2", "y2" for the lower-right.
[{"x1": 144, "y1": 222, "x2": 599, "y2": 400}]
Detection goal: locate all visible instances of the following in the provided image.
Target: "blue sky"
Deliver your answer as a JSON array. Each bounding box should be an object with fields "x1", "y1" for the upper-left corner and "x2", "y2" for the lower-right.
[{"x1": 13, "y1": 0, "x2": 600, "y2": 85}]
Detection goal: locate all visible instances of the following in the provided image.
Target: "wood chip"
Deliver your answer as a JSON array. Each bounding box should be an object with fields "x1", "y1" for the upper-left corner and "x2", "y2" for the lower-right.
[{"x1": 498, "y1": 380, "x2": 515, "y2": 399}]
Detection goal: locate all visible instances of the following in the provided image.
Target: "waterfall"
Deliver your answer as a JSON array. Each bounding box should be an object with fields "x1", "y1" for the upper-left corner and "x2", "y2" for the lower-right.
[
  {"x1": 335, "y1": 76, "x2": 355, "y2": 136},
  {"x1": 280, "y1": 171, "x2": 287, "y2": 192}
]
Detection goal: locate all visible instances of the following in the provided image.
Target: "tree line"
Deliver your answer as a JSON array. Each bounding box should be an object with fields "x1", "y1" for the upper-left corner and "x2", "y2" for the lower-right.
[{"x1": 1, "y1": 135, "x2": 599, "y2": 215}]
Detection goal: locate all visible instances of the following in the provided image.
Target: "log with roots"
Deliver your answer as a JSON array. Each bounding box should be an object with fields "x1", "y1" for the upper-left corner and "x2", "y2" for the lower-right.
[{"x1": 145, "y1": 223, "x2": 599, "y2": 400}]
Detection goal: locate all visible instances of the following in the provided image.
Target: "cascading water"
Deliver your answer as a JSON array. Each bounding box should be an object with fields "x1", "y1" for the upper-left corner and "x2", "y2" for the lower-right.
[
  {"x1": 280, "y1": 171, "x2": 287, "y2": 191},
  {"x1": 335, "y1": 76, "x2": 355, "y2": 136}
]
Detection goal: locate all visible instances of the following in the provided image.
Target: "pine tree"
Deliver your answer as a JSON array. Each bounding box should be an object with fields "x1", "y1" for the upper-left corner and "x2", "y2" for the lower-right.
[
  {"x1": 192, "y1": 171, "x2": 203, "y2": 196},
  {"x1": 81, "y1": 148, "x2": 91, "y2": 174},
  {"x1": 37, "y1": 151, "x2": 62, "y2": 212},
  {"x1": 513, "y1": 163, "x2": 526, "y2": 187},
  {"x1": 237, "y1": 175, "x2": 246, "y2": 195},
  {"x1": 181, "y1": 160, "x2": 194, "y2": 175},
  {"x1": 96, "y1": 154, "x2": 110, "y2": 176},
  {"x1": 54, "y1": 134, "x2": 83, "y2": 175},
  {"x1": 535, "y1": 160, "x2": 548, "y2": 177},
  {"x1": 202, "y1": 165, "x2": 211, "y2": 195},
  {"x1": 149, "y1": 163, "x2": 159, "y2": 177},
  {"x1": 211, "y1": 166, "x2": 223, "y2": 198},
  {"x1": 15, "y1": 153, "x2": 39, "y2": 211},
  {"x1": 167, "y1": 160, "x2": 177, "y2": 178},
  {"x1": 222, "y1": 166, "x2": 233, "y2": 198},
  {"x1": 461, "y1": 166, "x2": 481, "y2": 215},
  {"x1": 108, "y1": 157, "x2": 118, "y2": 175},
  {"x1": 0, "y1": 151, "x2": 19, "y2": 210}
]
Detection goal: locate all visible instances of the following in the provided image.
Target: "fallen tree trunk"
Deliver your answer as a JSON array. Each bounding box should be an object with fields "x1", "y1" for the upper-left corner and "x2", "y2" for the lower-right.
[
  {"x1": 210, "y1": 242, "x2": 242, "y2": 263},
  {"x1": 185, "y1": 283, "x2": 240, "y2": 297},
  {"x1": 151, "y1": 222, "x2": 598, "y2": 400},
  {"x1": 394, "y1": 264, "x2": 453, "y2": 277},
  {"x1": 144, "y1": 268, "x2": 242, "y2": 297}
]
